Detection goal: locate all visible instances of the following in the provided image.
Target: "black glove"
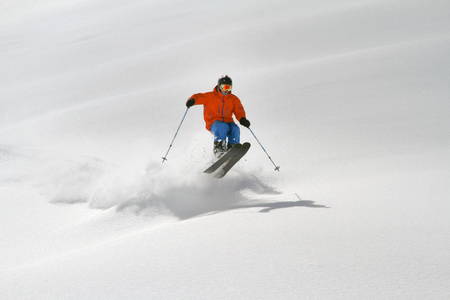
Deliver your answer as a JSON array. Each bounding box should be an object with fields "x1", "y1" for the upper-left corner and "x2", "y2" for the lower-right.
[
  {"x1": 186, "y1": 98, "x2": 195, "y2": 108},
  {"x1": 239, "y1": 117, "x2": 251, "y2": 128}
]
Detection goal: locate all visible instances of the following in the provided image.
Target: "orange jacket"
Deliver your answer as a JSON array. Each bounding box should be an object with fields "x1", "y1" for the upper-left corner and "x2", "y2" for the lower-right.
[{"x1": 190, "y1": 86, "x2": 246, "y2": 131}]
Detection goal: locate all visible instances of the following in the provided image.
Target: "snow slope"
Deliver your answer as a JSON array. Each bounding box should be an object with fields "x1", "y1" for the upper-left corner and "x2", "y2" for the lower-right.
[{"x1": 1, "y1": 0, "x2": 449, "y2": 299}]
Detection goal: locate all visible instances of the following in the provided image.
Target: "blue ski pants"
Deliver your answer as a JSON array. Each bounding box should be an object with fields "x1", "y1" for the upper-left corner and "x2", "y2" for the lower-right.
[{"x1": 210, "y1": 121, "x2": 240, "y2": 145}]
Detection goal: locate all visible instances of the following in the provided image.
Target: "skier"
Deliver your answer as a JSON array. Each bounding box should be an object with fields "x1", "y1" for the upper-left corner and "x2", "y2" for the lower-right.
[{"x1": 186, "y1": 75, "x2": 251, "y2": 158}]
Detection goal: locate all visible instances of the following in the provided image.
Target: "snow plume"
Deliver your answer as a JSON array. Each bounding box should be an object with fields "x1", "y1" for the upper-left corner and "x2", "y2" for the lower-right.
[
  {"x1": 83, "y1": 133, "x2": 283, "y2": 220},
  {"x1": 1, "y1": 143, "x2": 281, "y2": 222},
  {"x1": 90, "y1": 157, "x2": 281, "y2": 221}
]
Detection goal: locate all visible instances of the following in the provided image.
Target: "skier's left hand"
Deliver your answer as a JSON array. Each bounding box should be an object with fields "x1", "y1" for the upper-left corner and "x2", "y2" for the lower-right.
[{"x1": 239, "y1": 117, "x2": 251, "y2": 128}]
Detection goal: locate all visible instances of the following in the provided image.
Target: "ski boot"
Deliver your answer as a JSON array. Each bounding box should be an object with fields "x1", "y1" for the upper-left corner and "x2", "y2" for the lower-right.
[{"x1": 213, "y1": 140, "x2": 227, "y2": 158}]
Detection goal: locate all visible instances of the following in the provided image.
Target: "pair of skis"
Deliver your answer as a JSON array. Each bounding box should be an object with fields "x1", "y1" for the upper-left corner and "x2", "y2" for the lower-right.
[{"x1": 203, "y1": 142, "x2": 251, "y2": 178}]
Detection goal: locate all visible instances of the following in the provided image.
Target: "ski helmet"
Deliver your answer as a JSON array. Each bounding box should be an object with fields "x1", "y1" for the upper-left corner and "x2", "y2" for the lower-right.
[{"x1": 218, "y1": 75, "x2": 232, "y2": 86}]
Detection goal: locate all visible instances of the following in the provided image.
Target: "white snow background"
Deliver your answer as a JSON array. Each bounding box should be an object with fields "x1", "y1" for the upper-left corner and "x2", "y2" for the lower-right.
[{"x1": 1, "y1": 0, "x2": 450, "y2": 299}]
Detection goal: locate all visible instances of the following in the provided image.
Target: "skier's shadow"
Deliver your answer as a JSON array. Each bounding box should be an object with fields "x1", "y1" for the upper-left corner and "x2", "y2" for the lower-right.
[
  {"x1": 120, "y1": 190, "x2": 328, "y2": 220},
  {"x1": 160, "y1": 193, "x2": 328, "y2": 220},
  {"x1": 230, "y1": 200, "x2": 329, "y2": 213},
  {"x1": 154, "y1": 175, "x2": 329, "y2": 219}
]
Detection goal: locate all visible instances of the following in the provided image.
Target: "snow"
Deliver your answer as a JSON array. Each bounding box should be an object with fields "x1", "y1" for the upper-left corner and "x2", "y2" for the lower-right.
[{"x1": 1, "y1": 0, "x2": 450, "y2": 299}]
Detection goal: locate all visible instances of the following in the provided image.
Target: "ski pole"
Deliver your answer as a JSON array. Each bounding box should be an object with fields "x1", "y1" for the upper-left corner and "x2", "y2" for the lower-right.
[
  {"x1": 162, "y1": 107, "x2": 189, "y2": 163},
  {"x1": 248, "y1": 127, "x2": 280, "y2": 171}
]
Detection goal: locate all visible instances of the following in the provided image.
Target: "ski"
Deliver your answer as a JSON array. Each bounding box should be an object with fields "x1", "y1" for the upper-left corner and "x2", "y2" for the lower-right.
[
  {"x1": 203, "y1": 143, "x2": 243, "y2": 174},
  {"x1": 214, "y1": 142, "x2": 251, "y2": 178}
]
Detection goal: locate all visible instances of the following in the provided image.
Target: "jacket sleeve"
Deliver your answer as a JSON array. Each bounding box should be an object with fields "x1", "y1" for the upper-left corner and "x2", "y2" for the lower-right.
[
  {"x1": 190, "y1": 92, "x2": 209, "y2": 105},
  {"x1": 232, "y1": 95, "x2": 246, "y2": 121}
]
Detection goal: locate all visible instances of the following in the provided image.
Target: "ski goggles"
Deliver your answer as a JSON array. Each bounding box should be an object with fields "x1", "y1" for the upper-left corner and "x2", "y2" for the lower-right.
[{"x1": 220, "y1": 84, "x2": 232, "y2": 92}]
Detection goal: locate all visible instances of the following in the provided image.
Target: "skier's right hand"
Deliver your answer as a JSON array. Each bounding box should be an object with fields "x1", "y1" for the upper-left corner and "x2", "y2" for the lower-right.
[{"x1": 186, "y1": 98, "x2": 195, "y2": 108}]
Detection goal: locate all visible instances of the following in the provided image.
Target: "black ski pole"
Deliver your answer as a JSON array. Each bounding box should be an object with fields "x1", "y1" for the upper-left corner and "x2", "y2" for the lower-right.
[
  {"x1": 248, "y1": 127, "x2": 280, "y2": 171},
  {"x1": 162, "y1": 107, "x2": 189, "y2": 163}
]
